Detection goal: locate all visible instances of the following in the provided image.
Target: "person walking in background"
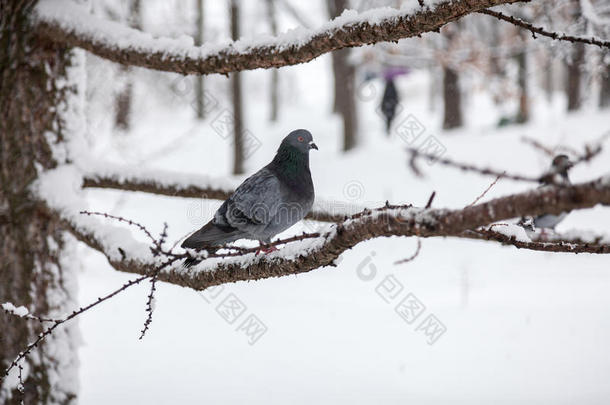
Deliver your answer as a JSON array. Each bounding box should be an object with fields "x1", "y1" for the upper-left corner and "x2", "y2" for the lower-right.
[{"x1": 380, "y1": 66, "x2": 408, "y2": 135}]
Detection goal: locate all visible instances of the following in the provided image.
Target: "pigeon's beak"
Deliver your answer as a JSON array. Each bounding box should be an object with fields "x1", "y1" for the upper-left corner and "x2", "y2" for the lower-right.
[{"x1": 309, "y1": 142, "x2": 318, "y2": 150}]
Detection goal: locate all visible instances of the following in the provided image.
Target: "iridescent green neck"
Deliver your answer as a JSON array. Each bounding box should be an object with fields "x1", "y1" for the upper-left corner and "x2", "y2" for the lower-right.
[{"x1": 270, "y1": 144, "x2": 310, "y2": 181}]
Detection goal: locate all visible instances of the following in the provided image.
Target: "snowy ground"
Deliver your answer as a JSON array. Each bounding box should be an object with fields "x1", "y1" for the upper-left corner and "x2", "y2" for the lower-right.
[{"x1": 72, "y1": 28, "x2": 610, "y2": 405}]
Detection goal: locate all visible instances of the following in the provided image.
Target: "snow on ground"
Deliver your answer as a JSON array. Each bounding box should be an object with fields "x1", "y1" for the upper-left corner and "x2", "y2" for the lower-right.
[{"x1": 74, "y1": 15, "x2": 610, "y2": 405}]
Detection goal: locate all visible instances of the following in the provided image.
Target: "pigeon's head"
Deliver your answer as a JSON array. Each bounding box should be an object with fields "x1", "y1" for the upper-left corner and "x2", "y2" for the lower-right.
[
  {"x1": 551, "y1": 154, "x2": 573, "y2": 172},
  {"x1": 280, "y1": 129, "x2": 318, "y2": 154}
]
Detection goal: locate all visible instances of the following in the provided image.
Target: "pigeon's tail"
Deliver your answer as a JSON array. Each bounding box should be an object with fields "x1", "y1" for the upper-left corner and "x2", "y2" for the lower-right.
[
  {"x1": 181, "y1": 221, "x2": 244, "y2": 268},
  {"x1": 182, "y1": 256, "x2": 202, "y2": 268},
  {"x1": 182, "y1": 221, "x2": 243, "y2": 249}
]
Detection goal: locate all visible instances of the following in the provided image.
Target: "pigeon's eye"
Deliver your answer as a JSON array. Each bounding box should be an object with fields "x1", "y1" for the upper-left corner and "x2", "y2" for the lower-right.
[{"x1": 297, "y1": 136, "x2": 304, "y2": 142}]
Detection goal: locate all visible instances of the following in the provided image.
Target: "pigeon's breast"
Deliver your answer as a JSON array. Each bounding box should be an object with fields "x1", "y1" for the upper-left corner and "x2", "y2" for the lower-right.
[
  {"x1": 256, "y1": 183, "x2": 313, "y2": 240},
  {"x1": 279, "y1": 184, "x2": 313, "y2": 221}
]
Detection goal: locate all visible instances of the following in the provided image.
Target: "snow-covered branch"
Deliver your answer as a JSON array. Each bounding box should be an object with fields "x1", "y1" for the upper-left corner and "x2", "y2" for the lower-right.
[
  {"x1": 1, "y1": 302, "x2": 59, "y2": 323},
  {"x1": 62, "y1": 176, "x2": 610, "y2": 291},
  {"x1": 33, "y1": 0, "x2": 526, "y2": 75},
  {"x1": 81, "y1": 170, "x2": 348, "y2": 223},
  {"x1": 81, "y1": 164, "x2": 237, "y2": 201}
]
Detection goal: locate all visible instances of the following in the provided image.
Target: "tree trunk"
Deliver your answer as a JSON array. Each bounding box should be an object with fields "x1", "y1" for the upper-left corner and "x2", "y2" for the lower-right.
[
  {"x1": 327, "y1": 0, "x2": 358, "y2": 151},
  {"x1": 230, "y1": 0, "x2": 244, "y2": 174},
  {"x1": 0, "y1": 1, "x2": 78, "y2": 403},
  {"x1": 114, "y1": 80, "x2": 133, "y2": 130},
  {"x1": 599, "y1": 62, "x2": 610, "y2": 109},
  {"x1": 442, "y1": 66, "x2": 462, "y2": 129},
  {"x1": 516, "y1": 30, "x2": 529, "y2": 123},
  {"x1": 565, "y1": 0, "x2": 584, "y2": 112},
  {"x1": 544, "y1": 50, "x2": 554, "y2": 103},
  {"x1": 488, "y1": 20, "x2": 503, "y2": 78},
  {"x1": 565, "y1": 43, "x2": 584, "y2": 111},
  {"x1": 114, "y1": 0, "x2": 141, "y2": 130},
  {"x1": 195, "y1": 0, "x2": 206, "y2": 119},
  {"x1": 442, "y1": 24, "x2": 463, "y2": 130},
  {"x1": 266, "y1": 0, "x2": 279, "y2": 122}
]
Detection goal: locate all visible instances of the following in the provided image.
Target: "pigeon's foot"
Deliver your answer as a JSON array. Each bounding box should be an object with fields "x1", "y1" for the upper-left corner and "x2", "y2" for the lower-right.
[
  {"x1": 255, "y1": 245, "x2": 279, "y2": 256},
  {"x1": 538, "y1": 228, "x2": 554, "y2": 241}
]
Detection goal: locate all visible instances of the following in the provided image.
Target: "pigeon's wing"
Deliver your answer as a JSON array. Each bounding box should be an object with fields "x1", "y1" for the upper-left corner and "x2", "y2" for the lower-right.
[{"x1": 215, "y1": 167, "x2": 282, "y2": 231}]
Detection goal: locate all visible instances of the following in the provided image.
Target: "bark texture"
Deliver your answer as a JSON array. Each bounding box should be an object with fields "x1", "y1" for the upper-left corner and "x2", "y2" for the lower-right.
[
  {"x1": 0, "y1": 1, "x2": 77, "y2": 403},
  {"x1": 35, "y1": 0, "x2": 526, "y2": 76}
]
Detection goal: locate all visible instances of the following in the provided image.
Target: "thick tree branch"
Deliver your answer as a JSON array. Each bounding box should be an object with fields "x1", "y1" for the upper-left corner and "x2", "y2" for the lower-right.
[
  {"x1": 34, "y1": 0, "x2": 526, "y2": 76},
  {"x1": 65, "y1": 176, "x2": 610, "y2": 291}
]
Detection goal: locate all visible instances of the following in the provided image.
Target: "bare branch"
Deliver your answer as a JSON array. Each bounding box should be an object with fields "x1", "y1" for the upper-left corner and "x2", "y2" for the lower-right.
[
  {"x1": 520, "y1": 136, "x2": 579, "y2": 157},
  {"x1": 521, "y1": 131, "x2": 610, "y2": 159},
  {"x1": 467, "y1": 173, "x2": 504, "y2": 207},
  {"x1": 394, "y1": 239, "x2": 422, "y2": 265},
  {"x1": 408, "y1": 147, "x2": 540, "y2": 182},
  {"x1": 2, "y1": 274, "x2": 151, "y2": 379},
  {"x1": 408, "y1": 141, "x2": 603, "y2": 184},
  {"x1": 478, "y1": 9, "x2": 610, "y2": 49},
  {"x1": 34, "y1": 0, "x2": 526, "y2": 76},
  {"x1": 463, "y1": 229, "x2": 610, "y2": 254}
]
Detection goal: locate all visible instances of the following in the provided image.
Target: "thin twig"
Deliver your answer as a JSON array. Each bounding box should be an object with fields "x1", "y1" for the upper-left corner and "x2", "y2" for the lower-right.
[
  {"x1": 394, "y1": 239, "x2": 422, "y2": 265},
  {"x1": 79, "y1": 211, "x2": 155, "y2": 241},
  {"x1": 467, "y1": 173, "x2": 504, "y2": 207},
  {"x1": 18, "y1": 362, "x2": 24, "y2": 405},
  {"x1": 139, "y1": 276, "x2": 158, "y2": 340},
  {"x1": 478, "y1": 9, "x2": 610, "y2": 49},
  {"x1": 2, "y1": 307, "x2": 61, "y2": 324},
  {"x1": 407, "y1": 142, "x2": 603, "y2": 184},
  {"x1": 1, "y1": 274, "x2": 152, "y2": 380},
  {"x1": 464, "y1": 229, "x2": 610, "y2": 254},
  {"x1": 425, "y1": 191, "x2": 436, "y2": 209},
  {"x1": 407, "y1": 148, "x2": 540, "y2": 182},
  {"x1": 520, "y1": 137, "x2": 577, "y2": 157}
]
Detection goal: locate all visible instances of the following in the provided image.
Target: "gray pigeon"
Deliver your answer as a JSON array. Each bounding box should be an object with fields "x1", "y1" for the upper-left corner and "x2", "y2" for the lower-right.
[
  {"x1": 520, "y1": 154, "x2": 573, "y2": 235},
  {"x1": 182, "y1": 129, "x2": 317, "y2": 266}
]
